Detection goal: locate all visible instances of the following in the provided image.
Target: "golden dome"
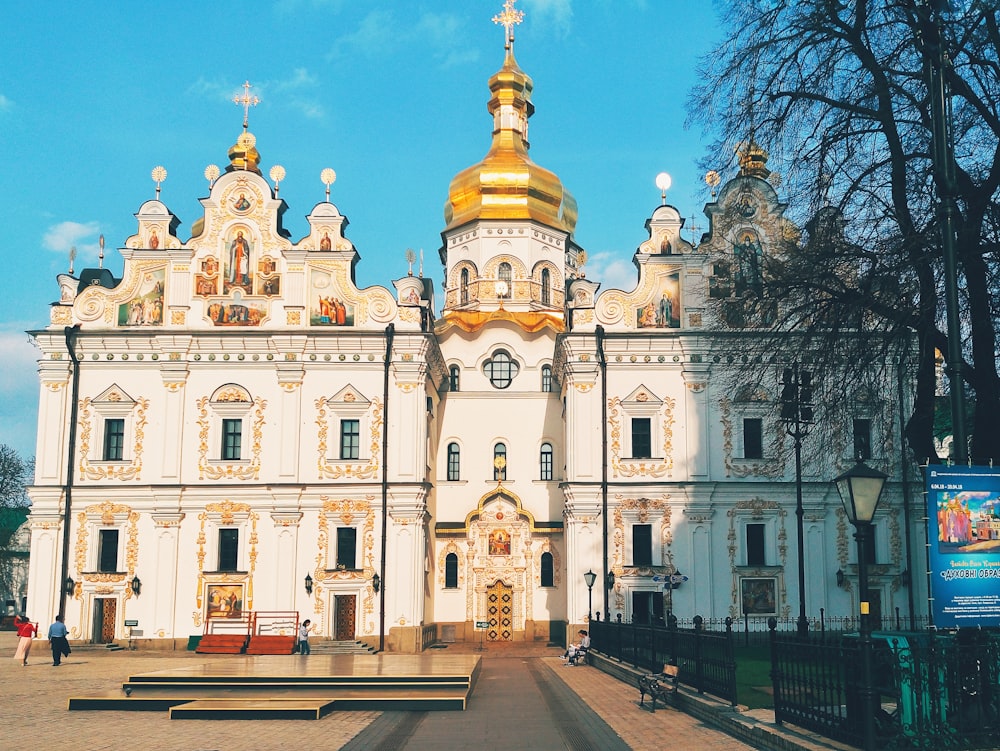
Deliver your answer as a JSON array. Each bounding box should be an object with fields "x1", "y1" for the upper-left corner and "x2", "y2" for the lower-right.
[
  {"x1": 737, "y1": 137, "x2": 770, "y2": 180},
  {"x1": 444, "y1": 46, "x2": 577, "y2": 234},
  {"x1": 226, "y1": 131, "x2": 262, "y2": 175}
]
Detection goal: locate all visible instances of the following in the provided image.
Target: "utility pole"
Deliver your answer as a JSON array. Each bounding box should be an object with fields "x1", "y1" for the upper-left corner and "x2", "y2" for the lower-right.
[{"x1": 780, "y1": 363, "x2": 814, "y2": 639}]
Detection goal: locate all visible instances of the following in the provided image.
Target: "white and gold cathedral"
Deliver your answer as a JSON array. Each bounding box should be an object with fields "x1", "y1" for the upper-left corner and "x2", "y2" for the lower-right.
[{"x1": 25, "y1": 11, "x2": 915, "y2": 651}]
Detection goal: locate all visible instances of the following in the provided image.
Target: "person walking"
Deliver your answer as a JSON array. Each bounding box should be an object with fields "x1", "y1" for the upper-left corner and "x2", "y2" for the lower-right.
[
  {"x1": 48, "y1": 615, "x2": 71, "y2": 666},
  {"x1": 298, "y1": 619, "x2": 313, "y2": 655},
  {"x1": 13, "y1": 614, "x2": 37, "y2": 666}
]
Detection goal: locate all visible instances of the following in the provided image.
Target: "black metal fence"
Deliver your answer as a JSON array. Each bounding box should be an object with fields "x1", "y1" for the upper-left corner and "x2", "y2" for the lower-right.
[
  {"x1": 769, "y1": 622, "x2": 1000, "y2": 750},
  {"x1": 590, "y1": 615, "x2": 737, "y2": 706}
]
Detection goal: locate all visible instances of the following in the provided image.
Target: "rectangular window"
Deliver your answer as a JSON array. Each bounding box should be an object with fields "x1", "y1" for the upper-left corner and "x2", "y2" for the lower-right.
[
  {"x1": 103, "y1": 419, "x2": 125, "y2": 461},
  {"x1": 743, "y1": 418, "x2": 763, "y2": 459},
  {"x1": 632, "y1": 524, "x2": 653, "y2": 566},
  {"x1": 540, "y1": 445, "x2": 553, "y2": 481},
  {"x1": 98, "y1": 529, "x2": 119, "y2": 573},
  {"x1": 218, "y1": 528, "x2": 239, "y2": 571},
  {"x1": 447, "y1": 444, "x2": 461, "y2": 481},
  {"x1": 221, "y1": 418, "x2": 242, "y2": 461},
  {"x1": 631, "y1": 418, "x2": 652, "y2": 459},
  {"x1": 336, "y1": 527, "x2": 357, "y2": 569},
  {"x1": 853, "y1": 418, "x2": 872, "y2": 461},
  {"x1": 746, "y1": 523, "x2": 766, "y2": 566},
  {"x1": 340, "y1": 419, "x2": 360, "y2": 460}
]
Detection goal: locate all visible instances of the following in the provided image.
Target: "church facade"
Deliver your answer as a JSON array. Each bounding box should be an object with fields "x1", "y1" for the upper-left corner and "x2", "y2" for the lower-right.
[{"x1": 25, "y1": 14, "x2": 917, "y2": 651}]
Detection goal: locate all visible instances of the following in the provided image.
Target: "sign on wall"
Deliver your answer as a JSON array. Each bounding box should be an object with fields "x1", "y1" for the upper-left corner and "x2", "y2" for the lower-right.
[{"x1": 926, "y1": 464, "x2": 1000, "y2": 628}]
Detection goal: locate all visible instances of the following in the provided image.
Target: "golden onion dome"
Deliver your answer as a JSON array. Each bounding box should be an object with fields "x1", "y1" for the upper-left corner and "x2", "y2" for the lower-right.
[
  {"x1": 444, "y1": 46, "x2": 577, "y2": 235},
  {"x1": 737, "y1": 137, "x2": 771, "y2": 180},
  {"x1": 226, "y1": 130, "x2": 262, "y2": 175}
]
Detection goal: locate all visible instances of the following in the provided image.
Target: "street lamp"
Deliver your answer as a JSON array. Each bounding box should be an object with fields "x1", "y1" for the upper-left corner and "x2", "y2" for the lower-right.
[
  {"x1": 780, "y1": 363, "x2": 814, "y2": 639},
  {"x1": 583, "y1": 570, "x2": 597, "y2": 621},
  {"x1": 834, "y1": 460, "x2": 887, "y2": 751}
]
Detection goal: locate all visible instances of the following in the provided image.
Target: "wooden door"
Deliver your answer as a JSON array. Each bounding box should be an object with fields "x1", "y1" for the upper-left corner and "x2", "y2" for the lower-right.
[
  {"x1": 487, "y1": 581, "x2": 513, "y2": 641},
  {"x1": 92, "y1": 598, "x2": 116, "y2": 643},
  {"x1": 335, "y1": 595, "x2": 356, "y2": 640}
]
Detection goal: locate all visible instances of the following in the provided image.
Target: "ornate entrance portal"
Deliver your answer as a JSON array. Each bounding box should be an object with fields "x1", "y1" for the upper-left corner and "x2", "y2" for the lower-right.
[
  {"x1": 335, "y1": 594, "x2": 356, "y2": 640},
  {"x1": 487, "y1": 580, "x2": 513, "y2": 641}
]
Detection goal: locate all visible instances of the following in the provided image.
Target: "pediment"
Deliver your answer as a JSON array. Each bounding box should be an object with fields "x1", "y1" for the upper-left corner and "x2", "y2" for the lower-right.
[{"x1": 94, "y1": 384, "x2": 136, "y2": 405}]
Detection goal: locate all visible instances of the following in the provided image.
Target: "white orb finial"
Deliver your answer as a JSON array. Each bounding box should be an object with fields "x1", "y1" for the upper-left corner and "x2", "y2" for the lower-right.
[{"x1": 655, "y1": 172, "x2": 672, "y2": 204}]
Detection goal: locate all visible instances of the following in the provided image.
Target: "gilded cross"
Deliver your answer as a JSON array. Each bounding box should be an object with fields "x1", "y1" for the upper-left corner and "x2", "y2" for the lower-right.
[
  {"x1": 492, "y1": 0, "x2": 524, "y2": 50},
  {"x1": 233, "y1": 80, "x2": 260, "y2": 130}
]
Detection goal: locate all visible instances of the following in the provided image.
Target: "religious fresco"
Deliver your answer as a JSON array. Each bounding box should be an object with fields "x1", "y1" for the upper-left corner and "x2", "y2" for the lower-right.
[
  {"x1": 488, "y1": 528, "x2": 511, "y2": 555},
  {"x1": 733, "y1": 230, "x2": 763, "y2": 294},
  {"x1": 740, "y1": 577, "x2": 777, "y2": 616},
  {"x1": 194, "y1": 256, "x2": 220, "y2": 297},
  {"x1": 224, "y1": 227, "x2": 254, "y2": 295},
  {"x1": 636, "y1": 271, "x2": 680, "y2": 328},
  {"x1": 206, "y1": 583, "x2": 244, "y2": 618},
  {"x1": 256, "y1": 257, "x2": 281, "y2": 297},
  {"x1": 309, "y1": 269, "x2": 354, "y2": 326},
  {"x1": 206, "y1": 291, "x2": 267, "y2": 326},
  {"x1": 117, "y1": 268, "x2": 165, "y2": 326}
]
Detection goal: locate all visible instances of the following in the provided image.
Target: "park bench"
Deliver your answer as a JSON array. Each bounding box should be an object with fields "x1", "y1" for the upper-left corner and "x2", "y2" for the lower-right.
[{"x1": 637, "y1": 664, "x2": 679, "y2": 712}]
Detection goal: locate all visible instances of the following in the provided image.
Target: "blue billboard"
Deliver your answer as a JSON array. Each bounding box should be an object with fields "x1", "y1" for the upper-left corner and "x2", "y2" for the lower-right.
[{"x1": 926, "y1": 465, "x2": 1000, "y2": 628}]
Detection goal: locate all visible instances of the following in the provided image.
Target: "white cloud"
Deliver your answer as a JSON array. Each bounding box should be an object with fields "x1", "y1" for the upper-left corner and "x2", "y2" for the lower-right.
[
  {"x1": 583, "y1": 249, "x2": 638, "y2": 293},
  {"x1": 0, "y1": 93, "x2": 12, "y2": 111},
  {"x1": 332, "y1": 9, "x2": 397, "y2": 59},
  {"x1": 190, "y1": 72, "x2": 324, "y2": 120},
  {"x1": 525, "y1": 0, "x2": 573, "y2": 36},
  {"x1": 42, "y1": 221, "x2": 102, "y2": 263}
]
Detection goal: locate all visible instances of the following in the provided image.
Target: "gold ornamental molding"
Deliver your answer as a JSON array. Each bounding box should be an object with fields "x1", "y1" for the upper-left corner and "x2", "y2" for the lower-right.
[
  {"x1": 194, "y1": 501, "x2": 258, "y2": 617},
  {"x1": 719, "y1": 397, "x2": 786, "y2": 478},
  {"x1": 73, "y1": 501, "x2": 140, "y2": 601},
  {"x1": 726, "y1": 499, "x2": 789, "y2": 619},
  {"x1": 611, "y1": 495, "x2": 671, "y2": 578},
  {"x1": 314, "y1": 497, "x2": 377, "y2": 633},
  {"x1": 608, "y1": 396, "x2": 676, "y2": 478},
  {"x1": 315, "y1": 396, "x2": 383, "y2": 480},
  {"x1": 78, "y1": 396, "x2": 149, "y2": 481},
  {"x1": 196, "y1": 394, "x2": 267, "y2": 480}
]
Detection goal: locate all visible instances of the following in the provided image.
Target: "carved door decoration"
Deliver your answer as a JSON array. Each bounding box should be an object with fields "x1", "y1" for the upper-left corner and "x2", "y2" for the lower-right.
[
  {"x1": 92, "y1": 598, "x2": 116, "y2": 643},
  {"x1": 487, "y1": 581, "x2": 513, "y2": 641},
  {"x1": 335, "y1": 595, "x2": 356, "y2": 640}
]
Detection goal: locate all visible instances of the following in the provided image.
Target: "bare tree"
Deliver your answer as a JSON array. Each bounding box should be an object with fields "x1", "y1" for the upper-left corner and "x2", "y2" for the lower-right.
[
  {"x1": 691, "y1": 1, "x2": 1000, "y2": 463},
  {"x1": 0, "y1": 445, "x2": 32, "y2": 612}
]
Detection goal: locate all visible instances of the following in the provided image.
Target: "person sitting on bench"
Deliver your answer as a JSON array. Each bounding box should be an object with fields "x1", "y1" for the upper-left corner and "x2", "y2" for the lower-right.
[{"x1": 562, "y1": 629, "x2": 591, "y2": 665}]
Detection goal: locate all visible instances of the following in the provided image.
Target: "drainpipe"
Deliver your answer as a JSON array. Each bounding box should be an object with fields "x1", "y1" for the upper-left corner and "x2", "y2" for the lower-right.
[
  {"x1": 60, "y1": 324, "x2": 81, "y2": 620},
  {"x1": 897, "y1": 346, "x2": 917, "y2": 627},
  {"x1": 379, "y1": 323, "x2": 394, "y2": 652},
  {"x1": 596, "y1": 325, "x2": 609, "y2": 619}
]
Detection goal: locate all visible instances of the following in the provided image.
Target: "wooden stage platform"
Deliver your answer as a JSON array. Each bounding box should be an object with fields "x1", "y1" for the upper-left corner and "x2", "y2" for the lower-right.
[{"x1": 68, "y1": 654, "x2": 481, "y2": 720}]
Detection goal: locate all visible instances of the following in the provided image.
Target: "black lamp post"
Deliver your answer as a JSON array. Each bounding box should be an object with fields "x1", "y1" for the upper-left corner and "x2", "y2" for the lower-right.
[
  {"x1": 583, "y1": 570, "x2": 596, "y2": 621},
  {"x1": 780, "y1": 363, "x2": 814, "y2": 639},
  {"x1": 834, "y1": 460, "x2": 887, "y2": 751},
  {"x1": 130, "y1": 575, "x2": 142, "y2": 597}
]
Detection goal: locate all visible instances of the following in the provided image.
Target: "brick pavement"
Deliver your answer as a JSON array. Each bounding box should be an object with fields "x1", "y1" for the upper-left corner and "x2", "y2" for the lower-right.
[{"x1": 0, "y1": 631, "x2": 767, "y2": 750}]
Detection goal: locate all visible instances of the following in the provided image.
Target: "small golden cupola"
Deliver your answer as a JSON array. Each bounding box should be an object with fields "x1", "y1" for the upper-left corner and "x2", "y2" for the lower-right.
[
  {"x1": 444, "y1": 0, "x2": 577, "y2": 234},
  {"x1": 737, "y1": 137, "x2": 771, "y2": 180},
  {"x1": 226, "y1": 81, "x2": 262, "y2": 175}
]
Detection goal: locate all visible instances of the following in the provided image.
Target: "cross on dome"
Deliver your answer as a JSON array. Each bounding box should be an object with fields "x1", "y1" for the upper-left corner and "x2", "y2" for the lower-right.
[
  {"x1": 492, "y1": 0, "x2": 524, "y2": 51},
  {"x1": 233, "y1": 80, "x2": 260, "y2": 131}
]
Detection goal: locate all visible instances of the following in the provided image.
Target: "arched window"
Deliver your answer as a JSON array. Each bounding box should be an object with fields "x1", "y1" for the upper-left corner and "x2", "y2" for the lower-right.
[
  {"x1": 541, "y1": 268, "x2": 551, "y2": 305},
  {"x1": 484, "y1": 350, "x2": 519, "y2": 389},
  {"x1": 493, "y1": 442, "x2": 507, "y2": 481},
  {"x1": 541, "y1": 365, "x2": 553, "y2": 393},
  {"x1": 445, "y1": 553, "x2": 459, "y2": 589},
  {"x1": 460, "y1": 268, "x2": 470, "y2": 304},
  {"x1": 449, "y1": 365, "x2": 460, "y2": 392},
  {"x1": 498, "y1": 262, "x2": 512, "y2": 298},
  {"x1": 447, "y1": 442, "x2": 460, "y2": 481},
  {"x1": 540, "y1": 442, "x2": 553, "y2": 481},
  {"x1": 540, "y1": 552, "x2": 554, "y2": 587}
]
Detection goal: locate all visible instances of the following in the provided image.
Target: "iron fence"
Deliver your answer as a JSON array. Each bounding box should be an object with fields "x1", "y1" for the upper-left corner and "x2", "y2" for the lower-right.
[
  {"x1": 590, "y1": 615, "x2": 737, "y2": 706},
  {"x1": 769, "y1": 622, "x2": 1000, "y2": 750}
]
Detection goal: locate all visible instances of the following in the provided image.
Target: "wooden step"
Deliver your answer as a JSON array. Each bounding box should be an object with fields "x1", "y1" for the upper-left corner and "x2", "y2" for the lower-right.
[
  {"x1": 169, "y1": 698, "x2": 337, "y2": 720},
  {"x1": 246, "y1": 635, "x2": 296, "y2": 655},
  {"x1": 195, "y1": 634, "x2": 247, "y2": 654}
]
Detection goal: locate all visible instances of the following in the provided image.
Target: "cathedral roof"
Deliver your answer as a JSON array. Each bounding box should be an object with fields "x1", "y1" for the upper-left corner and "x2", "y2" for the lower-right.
[{"x1": 443, "y1": 5, "x2": 577, "y2": 235}]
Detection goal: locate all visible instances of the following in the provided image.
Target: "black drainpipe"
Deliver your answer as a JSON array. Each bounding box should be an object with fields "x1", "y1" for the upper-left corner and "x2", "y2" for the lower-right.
[
  {"x1": 379, "y1": 323, "x2": 395, "y2": 652},
  {"x1": 596, "y1": 325, "x2": 609, "y2": 619},
  {"x1": 60, "y1": 324, "x2": 81, "y2": 619}
]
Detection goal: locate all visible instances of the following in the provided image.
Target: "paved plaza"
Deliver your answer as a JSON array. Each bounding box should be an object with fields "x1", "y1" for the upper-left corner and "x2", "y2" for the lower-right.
[{"x1": 0, "y1": 631, "x2": 807, "y2": 751}]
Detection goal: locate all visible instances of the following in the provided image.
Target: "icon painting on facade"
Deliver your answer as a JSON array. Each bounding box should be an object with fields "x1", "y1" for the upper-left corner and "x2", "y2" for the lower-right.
[
  {"x1": 637, "y1": 271, "x2": 680, "y2": 328},
  {"x1": 117, "y1": 269, "x2": 165, "y2": 326},
  {"x1": 257, "y1": 257, "x2": 281, "y2": 297},
  {"x1": 309, "y1": 269, "x2": 354, "y2": 326},
  {"x1": 206, "y1": 583, "x2": 244, "y2": 618},
  {"x1": 740, "y1": 577, "x2": 777, "y2": 616},
  {"x1": 225, "y1": 228, "x2": 254, "y2": 295}
]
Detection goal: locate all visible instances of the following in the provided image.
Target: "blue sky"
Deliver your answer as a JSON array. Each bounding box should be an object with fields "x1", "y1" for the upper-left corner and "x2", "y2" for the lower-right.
[{"x1": 0, "y1": 0, "x2": 723, "y2": 459}]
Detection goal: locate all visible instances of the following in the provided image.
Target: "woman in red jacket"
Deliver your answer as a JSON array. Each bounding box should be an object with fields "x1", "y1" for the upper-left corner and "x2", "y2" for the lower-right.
[{"x1": 13, "y1": 614, "x2": 37, "y2": 666}]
